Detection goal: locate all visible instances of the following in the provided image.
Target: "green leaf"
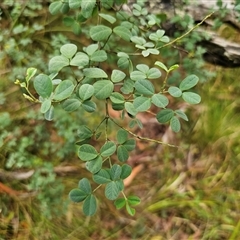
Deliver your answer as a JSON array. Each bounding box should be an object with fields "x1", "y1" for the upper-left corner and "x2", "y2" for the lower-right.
[
  {"x1": 142, "y1": 49, "x2": 159, "y2": 57},
  {"x1": 110, "y1": 164, "x2": 122, "y2": 180},
  {"x1": 34, "y1": 74, "x2": 53, "y2": 98},
  {"x1": 122, "y1": 139, "x2": 136, "y2": 151},
  {"x1": 81, "y1": 0, "x2": 96, "y2": 18},
  {"x1": 63, "y1": 17, "x2": 75, "y2": 27},
  {"x1": 182, "y1": 92, "x2": 201, "y2": 104},
  {"x1": 99, "y1": 13, "x2": 116, "y2": 24},
  {"x1": 78, "y1": 144, "x2": 98, "y2": 161},
  {"x1": 69, "y1": 0, "x2": 81, "y2": 9},
  {"x1": 130, "y1": 71, "x2": 146, "y2": 81},
  {"x1": 126, "y1": 203, "x2": 136, "y2": 216},
  {"x1": 120, "y1": 164, "x2": 132, "y2": 179},
  {"x1": 53, "y1": 80, "x2": 75, "y2": 101},
  {"x1": 147, "y1": 68, "x2": 161, "y2": 79},
  {"x1": 69, "y1": 188, "x2": 87, "y2": 202},
  {"x1": 90, "y1": 25, "x2": 112, "y2": 41},
  {"x1": 114, "y1": 198, "x2": 126, "y2": 209},
  {"x1": 170, "y1": 116, "x2": 181, "y2": 132},
  {"x1": 83, "y1": 194, "x2": 97, "y2": 216},
  {"x1": 127, "y1": 196, "x2": 141, "y2": 206},
  {"x1": 93, "y1": 80, "x2": 114, "y2": 100},
  {"x1": 72, "y1": 22, "x2": 81, "y2": 35},
  {"x1": 121, "y1": 79, "x2": 134, "y2": 94},
  {"x1": 155, "y1": 61, "x2": 168, "y2": 72},
  {"x1": 49, "y1": 1, "x2": 62, "y2": 15},
  {"x1": 40, "y1": 99, "x2": 52, "y2": 113},
  {"x1": 44, "y1": 105, "x2": 54, "y2": 121},
  {"x1": 111, "y1": 69, "x2": 126, "y2": 83},
  {"x1": 175, "y1": 110, "x2": 188, "y2": 121},
  {"x1": 124, "y1": 102, "x2": 138, "y2": 117},
  {"x1": 86, "y1": 155, "x2": 102, "y2": 174},
  {"x1": 117, "y1": 129, "x2": 128, "y2": 144},
  {"x1": 82, "y1": 100, "x2": 96, "y2": 112},
  {"x1": 79, "y1": 84, "x2": 94, "y2": 100},
  {"x1": 156, "y1": 109, "x2": 174, "y2": 123},
  {"x1": 90, "y1": 50, "x2": 107, "y2": 62},
  {"x1": 70, "y1": 52, "x2": 89, "y2": 68},
  {"x1": 118, "y1": 57, "x2": 129, "y2": 69},
  {"x1": 179, "y1": 75, "x2": 199, "y2": 91},
  {"x1": 83, "y1": 68, "x2": 108, "y2": 78},
  {"x1": 110, "y1": 92, "x2": 125, "y2": 104},
  {"x1": 168, "y1": 86, "x2": 182, "y2": 97},
  {"x1": 133, "y1": 96, "x2": 151, "y2": 112},
  {"x1": 78, "y1": 178, "x2": 92, "y2": 194},
  {"x1": 112, "y1": 103, "x2": 124, "y2": 111},
  {"x1": 78, "y1": 125, "x2": 93, "y2": 141},
  {"x1": 26, "y1": 67, "x2": 37, "y2": 82},
  {"x1": 62, "y1": 98, "x2": 81, "y2": 112},
  {"x1": 134, "y1": 80, "x2": 155, "y2": 96},
  {"x1": 113, "y1": 26, "x2": 131, "y2": 41},
  {"x1": 93, "y1": 169, "x2": 111, "y2": 184},
  {"x1": 84, "y1": 44, "x2": 98, "y2": 55},
  {"x1": 60, "y1": 2, "x2": 69, "y2": 14},
  {"x1": 100, "y1": 141, "x2": 117, "y2": 157},
  {"x1": 136, "y1": 64, "x2": 149, "y2": 73},
  {"x1": 49, "y1": 55, "x2": 69, "y2": 73},
  {"x1": 60, "y1": 44, "x2": 77, "y2": 58},
  {"x1": 117, "y1": 145, "x2": 129, "y2": 162},
  {"x1": 105, "y1": 181, "x2": 121, "y2": 200},
  {"x1": 151, "y1": 93, "x2": 169, "y2": 108}
]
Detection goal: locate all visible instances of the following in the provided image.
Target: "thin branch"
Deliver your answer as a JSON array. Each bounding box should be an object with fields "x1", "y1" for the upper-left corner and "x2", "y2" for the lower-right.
[{"x1": 159, "y1": 11, "x2": 215, "y2": 49}]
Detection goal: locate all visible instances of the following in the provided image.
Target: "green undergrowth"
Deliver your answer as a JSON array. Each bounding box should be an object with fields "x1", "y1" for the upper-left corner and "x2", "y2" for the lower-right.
[{"x1": 1, "y1": 0, "x2": 240, "y2": 239}]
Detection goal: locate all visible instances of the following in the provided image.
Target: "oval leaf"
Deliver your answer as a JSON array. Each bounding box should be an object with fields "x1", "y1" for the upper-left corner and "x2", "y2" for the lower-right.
[
  {"x1": 34, "y1": 74, "x2": 53, "y2": 98},
  {"x1": 133, "y1": 96, "x2": 151, "y2": 112},
  {"x1": 53, "y1": 80, "x2": 75, "y2": 101},
  {"x1": 60, "y1": 43, "x2": 77, "y2": 58},
  {"x1": 117, "y1": 145, "x2": 129, "y2": 162},
  {"x1": 168, "y1": 86, "x2": 182, "y2": 97},
  {"x1": 134, "y1": 79, "x2": 155, "y2": 96},
  {"x1": 93, "y1": 80, "x2": 114, "y2": 99},
  {"x1": 79, "y1": 84, "x2": 94, "y2": 100},
  {"x1": 151, "y1": 93, "x2": 169, "y2": 108},
  {"x1": 156, "y1": 109, "x2": 174, "y2": 123},
  {"x1": 69, "y1": 188, "x2": 87, "y2": 202},
  {"x1": 49, "y1": 55, "x2": 69, "y2": 73},
  {"x1": 170, "y1": 116, "x2": 181, "y2": 132},
  {"x1": 90, "y1": 25, "x2": 112, "y2": 41},
  {"x1": 86, "y1": 155, "x2": 102, "y2": 174},
  {"x1": 100, "y1": 141, "x2": 117, "y2": 157},
  {"x1": 182, "y1": 92, "x2": 201, "y2": 104},
  {"x1": 105, "y1": 181, "x2": 120, "y2": 200},
  {"x1": 180, "y1": 75, "x2": 199, "y2": 91},
  {"x1": 83, "y1": 68, "x2": 108, "y2": 78},
  {"x1": 113, "y1": 26, "x2": 131, "y2": 41},
  {"x1": 62, "y1": 98, "x2": 81, "y2": 112},
  {"x1": 78, "y1": 144, "x2": 98, "y2": 161},
  {"x1": 83, "y1": 194, "x2": 97, "y2": 216},
  {"x1": 93, "y1": 169, "x2": 111, "y2": 184}
]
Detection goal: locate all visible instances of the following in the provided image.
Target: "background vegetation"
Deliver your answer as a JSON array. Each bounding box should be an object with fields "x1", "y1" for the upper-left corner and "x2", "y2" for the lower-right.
[{"x1": 1, "y1": 0, "x2": 240, "y2": 239}]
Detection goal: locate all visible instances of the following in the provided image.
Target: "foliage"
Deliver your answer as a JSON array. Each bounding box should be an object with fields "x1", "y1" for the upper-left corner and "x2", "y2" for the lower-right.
[{"x1": 14, "y1": 0, "x2": 204, "y2": 216}]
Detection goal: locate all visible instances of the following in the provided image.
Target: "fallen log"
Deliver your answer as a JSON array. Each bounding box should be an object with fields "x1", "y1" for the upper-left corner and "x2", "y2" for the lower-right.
[{"x1": 124, "y1": 0, "x2": 240, "y2": 67}]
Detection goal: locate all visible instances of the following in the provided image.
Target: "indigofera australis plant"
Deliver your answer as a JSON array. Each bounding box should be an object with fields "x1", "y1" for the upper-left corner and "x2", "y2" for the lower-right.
[{"x1": 15, "y1": 1, "x2": 202, "y2": 216}]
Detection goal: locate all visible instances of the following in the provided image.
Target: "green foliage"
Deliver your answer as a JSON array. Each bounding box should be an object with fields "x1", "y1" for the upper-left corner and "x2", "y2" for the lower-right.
[{"x1": 14, "y1": 0, "x2": 203, "y2": 216}]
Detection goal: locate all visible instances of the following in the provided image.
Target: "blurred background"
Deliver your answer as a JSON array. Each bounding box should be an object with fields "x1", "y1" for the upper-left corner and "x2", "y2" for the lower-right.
[{"x1": 1, "y1": 1, "x2": 240, "y2": 239}]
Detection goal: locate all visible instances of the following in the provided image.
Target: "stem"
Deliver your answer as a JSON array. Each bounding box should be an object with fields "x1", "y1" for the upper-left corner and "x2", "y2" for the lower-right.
[
  {"x1": 110, "y1": 118, "x2": 179, "y2": 148},
  {"x1": 159, "y1": 11, "x2": 215, "y2": 49}
]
